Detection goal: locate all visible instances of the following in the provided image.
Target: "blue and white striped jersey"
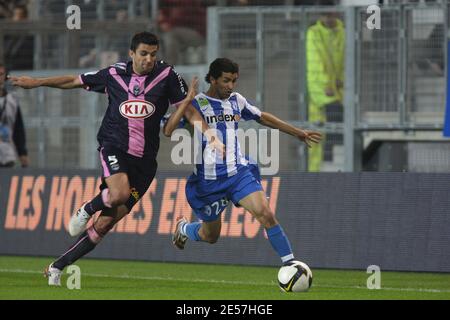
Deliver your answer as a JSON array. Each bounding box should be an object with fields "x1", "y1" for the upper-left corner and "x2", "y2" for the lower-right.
[{"x1": 191, "y1": 92, "x2": 262, "y2": 180}]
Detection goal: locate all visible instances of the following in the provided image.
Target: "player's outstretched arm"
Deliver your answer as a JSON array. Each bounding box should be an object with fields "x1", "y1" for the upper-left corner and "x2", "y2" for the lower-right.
[
  {"x1": 258, "y1": 111, "x2": 322, "y2": 148},
  {"x1": 163, "y1": 77, "x2": 198, "y2": 137},
  {"x1": 8, "y1": 75, "x2": 84, "y2": 90}
]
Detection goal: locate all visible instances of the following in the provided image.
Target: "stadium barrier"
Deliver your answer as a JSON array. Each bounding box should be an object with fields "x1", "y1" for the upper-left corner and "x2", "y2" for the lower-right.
[
  {"x1": 1, "y1": 169, "x2": 449, "y2": 272},
  {"x1": 2, "y1": 3, "x2": 447, "y2": 173}
]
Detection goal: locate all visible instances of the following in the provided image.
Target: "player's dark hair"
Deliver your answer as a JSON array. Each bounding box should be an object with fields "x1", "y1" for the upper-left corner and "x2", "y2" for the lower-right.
[
  {"x1": 205, "y1": 58, "x2": 239, "y2": 83},
  {"x1": 130, "y1": 32, "x2": 159, "y2": 52}
]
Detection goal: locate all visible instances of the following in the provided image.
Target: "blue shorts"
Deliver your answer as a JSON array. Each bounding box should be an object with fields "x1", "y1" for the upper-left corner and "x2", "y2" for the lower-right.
[{"x1": 186, "y1": 165, "x2": 263, "y2": 222}]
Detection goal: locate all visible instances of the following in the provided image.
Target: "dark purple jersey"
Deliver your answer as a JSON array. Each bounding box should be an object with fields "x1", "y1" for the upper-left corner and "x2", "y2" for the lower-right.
[{"x1": 79, "y1": 60, "x2": 187, "y2": 159}]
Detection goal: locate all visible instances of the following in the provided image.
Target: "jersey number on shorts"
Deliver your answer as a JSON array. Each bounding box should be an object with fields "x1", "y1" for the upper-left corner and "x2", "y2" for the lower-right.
[
  {"x1": 203, "y1": 198, "x2": 229, "y2": 217},
  {"x1": 108, "y1": 155, "x2": 120, "y2": 171}
]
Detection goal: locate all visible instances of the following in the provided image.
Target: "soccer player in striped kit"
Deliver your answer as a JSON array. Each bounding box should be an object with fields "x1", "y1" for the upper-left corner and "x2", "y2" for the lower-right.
[
  {"x1": 10, "y1": 32, "x2": 223, "y2": 285},
  {"x1": 168, "y1": 58, "x2": 322, "y2": 265}
]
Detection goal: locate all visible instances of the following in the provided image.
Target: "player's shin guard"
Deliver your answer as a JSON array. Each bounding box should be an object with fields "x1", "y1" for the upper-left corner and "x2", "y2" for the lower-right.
[
  {"x1": 266, "y1": 224, "x2": 294, "y2": 263},
  {"x1": 183, "y1": 222, "x2": 202, "y2": 241},
  {"x1": 52, "y1": 226, "x2": 103, "y2": 270}
]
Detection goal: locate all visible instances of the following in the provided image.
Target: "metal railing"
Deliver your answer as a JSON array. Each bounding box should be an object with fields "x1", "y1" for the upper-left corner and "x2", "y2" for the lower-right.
[
  {"x1": 1, "y1": 2, "x2": 449, "y2": 172},
  {"x1": 208, "y1": 3, "x2": 448, "y2": 172}
]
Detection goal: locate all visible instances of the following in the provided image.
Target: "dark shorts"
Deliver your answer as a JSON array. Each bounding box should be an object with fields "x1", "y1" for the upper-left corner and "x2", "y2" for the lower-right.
[{"x1": 98, "y1": 145, "x2": 157, "y2": 209}]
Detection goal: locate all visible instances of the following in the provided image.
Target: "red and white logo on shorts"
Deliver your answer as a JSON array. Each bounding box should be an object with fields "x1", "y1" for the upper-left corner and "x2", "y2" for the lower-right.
[{"x1": 119, "y1": 100, "x2": 155, "y2": 120}]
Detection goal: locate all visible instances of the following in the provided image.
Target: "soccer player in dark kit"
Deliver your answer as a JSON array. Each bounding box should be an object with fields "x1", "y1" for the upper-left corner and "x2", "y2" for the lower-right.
[{"x1": 10, "y1": 32, "x2": 224, "y2": 286}]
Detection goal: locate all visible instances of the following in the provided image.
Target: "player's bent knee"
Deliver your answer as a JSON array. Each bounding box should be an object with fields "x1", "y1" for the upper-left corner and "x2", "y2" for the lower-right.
[
  {"x1": 205, "y1": 235, "x2": 219, "y2": 244},
  {"x1": 94, "y1": 217, "x2": 116, "y2": 236},
  {"x1": 202, "y1": 231, "x2": 220, "y2": 244},
  {"x1": 257, "y1": 208, "x2": 277, "y2": 228},
  {"x1": 108, "y1": 190, "x2": 130, "y2": 207}
]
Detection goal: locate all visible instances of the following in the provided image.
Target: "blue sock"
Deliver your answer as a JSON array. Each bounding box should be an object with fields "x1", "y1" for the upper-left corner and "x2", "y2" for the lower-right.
[
  {"x1": 266, "y1": 224, "x2": 294, "y2": 263},
  {"x1": 183, "y1": 222, "x2": 202, "y2": 241}
]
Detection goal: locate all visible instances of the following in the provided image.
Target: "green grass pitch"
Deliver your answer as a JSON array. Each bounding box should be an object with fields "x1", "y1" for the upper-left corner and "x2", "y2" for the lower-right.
[{"x1": 0, "y1": 255, "x2": 449, "y2": 300}]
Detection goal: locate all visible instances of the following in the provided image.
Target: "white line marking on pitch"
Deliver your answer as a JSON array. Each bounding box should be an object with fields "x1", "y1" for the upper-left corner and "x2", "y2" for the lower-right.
[{"x1": 1, "y1": 268, "x2": 449, "y2": 293}]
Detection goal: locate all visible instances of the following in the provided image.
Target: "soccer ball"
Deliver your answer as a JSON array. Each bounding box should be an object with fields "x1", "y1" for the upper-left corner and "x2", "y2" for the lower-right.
[{"x1": 278, "y1": 260, "x2": 313, "y2": 292}]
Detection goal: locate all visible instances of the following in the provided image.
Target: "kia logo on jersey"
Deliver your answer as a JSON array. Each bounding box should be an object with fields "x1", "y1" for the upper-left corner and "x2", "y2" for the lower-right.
[{"x1": 119, "y1": 100, "x2": 155, "y2": 119}]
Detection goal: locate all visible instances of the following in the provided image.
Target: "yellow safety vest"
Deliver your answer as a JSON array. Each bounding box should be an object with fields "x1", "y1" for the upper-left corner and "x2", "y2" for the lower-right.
[
  {"x1": 306, "y1": 19, "x2": 345, "y2": 171},
  {"x1": 306, "y1": 19, "x2": 345, "y2": 114}
]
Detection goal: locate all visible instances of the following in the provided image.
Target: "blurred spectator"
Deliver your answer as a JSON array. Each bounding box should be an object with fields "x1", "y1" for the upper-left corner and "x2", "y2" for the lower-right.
[
  {"x1": 226, "y1": 0, "x2": 254, "y2": 4},
  {"x1": 107, "y1": 9, "x2": 131, "y2": 61},
  {"x1": 0, "y1": 0, "x2": 27, "y2": 19},
  {"x1": 423, "y1": 24, "x2": 444, "y2": 76},
  {"x1": 306, "y1": 0, "x2": 345, "y2": 171},
  {"x1": 3, "y1": 3, "x2": 34, "y2": 70},
  {"x1": 0, "y1": 2, "x2": 10, "y2": 19},
  {"x1": 12, "y1": 3, "x2": 27, "y2": 20},
  {"x1": 0, "y1": 63, "x2": 29, "y2": 168},
  {"x1": 294, "y1": 0, "x2": 318, "y2": 4},
  {"x1": 225, "y1": 0, "x2": 290, "y2": 4},
  {"x1": 157, "y1": 0, "x2": 206, "y2": 65},
  {"x1": 115, "y1": 8, "x2": 127, "y2": 22},
  {"x1": 79, "y1": 9, "x2": 129, "y2": 68}
]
